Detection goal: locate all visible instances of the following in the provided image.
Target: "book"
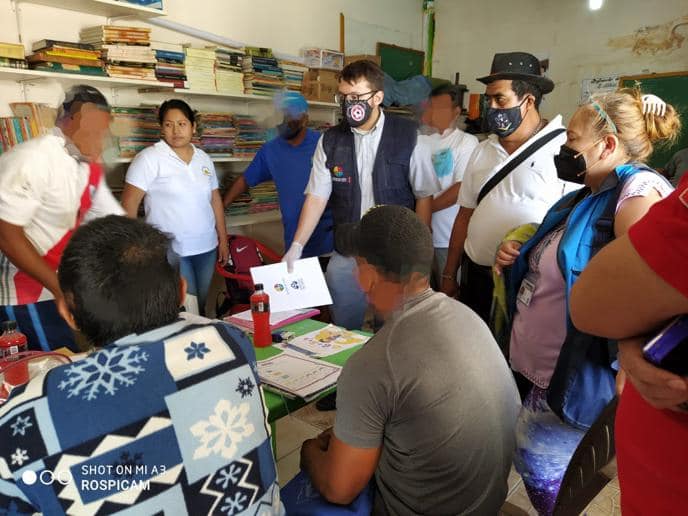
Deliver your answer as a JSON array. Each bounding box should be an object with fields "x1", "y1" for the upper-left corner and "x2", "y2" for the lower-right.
[
  {"x1": 224, "y1": 308, "x2": 320, "y2": 332},
  {"x1": 257, "y1": 352, "x2": 342, "y2": 401},
  {"x1": 27, "y1": 53, "x2": 104, "y2": 67},
  {"x1": 0, "y1": 58, "x2": 28, "y2": 69},
  {"x1": 32, "y1": 40, "x2": 95, "y2": 52},
  {"x1": 30, "y1": 62, "x2": 107, "y2": 76},
  {"x1": 0, "y1": 42, "x2": 24, "y2": 60},
  {"x1": 274, "y1": 324, "x2": 369, "y2": 358}
]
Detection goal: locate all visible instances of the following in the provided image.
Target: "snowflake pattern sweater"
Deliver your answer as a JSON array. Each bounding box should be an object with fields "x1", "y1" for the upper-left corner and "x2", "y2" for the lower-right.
[{"x1": 0, "y1": 313, "x2": 283, "y2": 515}]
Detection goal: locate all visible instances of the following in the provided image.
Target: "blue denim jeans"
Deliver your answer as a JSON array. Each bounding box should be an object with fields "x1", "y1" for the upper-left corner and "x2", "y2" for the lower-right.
[
  {"x1": 325, "y1": 252, "x2": 367, "y2": 330},
  {"x1": 179, "y1": 248, "x2": 217, "y2": 316}
]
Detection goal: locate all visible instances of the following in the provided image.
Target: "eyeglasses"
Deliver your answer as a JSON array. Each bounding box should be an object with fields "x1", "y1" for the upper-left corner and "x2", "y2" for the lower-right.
[{"x1": 335, "y1": 90, "x2": 378, "y2": 104}]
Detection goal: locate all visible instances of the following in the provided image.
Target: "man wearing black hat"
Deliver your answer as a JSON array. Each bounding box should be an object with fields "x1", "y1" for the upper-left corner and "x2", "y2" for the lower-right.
[
  {"x1": 296, "y1": 205, "x2": 520, "y2": 515},
  {"x1": 440, "y1": 51, "x2": 572, "y2": 323},
  {"x1": 0, "y1": 85, "x2": 123, "y2": 352}
]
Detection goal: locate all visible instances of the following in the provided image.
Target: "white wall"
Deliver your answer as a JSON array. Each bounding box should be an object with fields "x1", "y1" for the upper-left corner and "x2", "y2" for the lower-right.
[
  {"x1": 433, "y1": 0, "x2": 688, "y2": 122},
  {"x1": 0, "y1": 0, "x2": 423, "y2": 114}
]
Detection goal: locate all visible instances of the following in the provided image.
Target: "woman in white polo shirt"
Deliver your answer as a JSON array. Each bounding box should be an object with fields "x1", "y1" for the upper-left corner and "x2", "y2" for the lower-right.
[{"x1": 121, "y1": 99, "x2": 228, "y2": 315}]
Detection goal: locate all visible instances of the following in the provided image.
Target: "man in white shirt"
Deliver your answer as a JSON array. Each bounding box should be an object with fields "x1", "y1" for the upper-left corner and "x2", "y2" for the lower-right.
[
  {"x1": 283, "y1": 60, "x2": 439, "y2": 331},
  {"x1": 0, "y1": 85, "x2": 124, "y2": 351},
  {"x1": 440, "y1": 52, "x2": 572, "y2": 324},
  {"x1": 419, "y1": 84, "x2": 479, "y2": 286}
]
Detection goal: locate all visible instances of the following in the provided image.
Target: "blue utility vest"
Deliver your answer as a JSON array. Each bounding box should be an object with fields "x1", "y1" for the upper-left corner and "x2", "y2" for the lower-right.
[
  {"x1": 507, "y1": 163, "x2": 670, "y2": 429},
  {"x1": 323, "y1": 114, "x2": 417, "y2": 227}
]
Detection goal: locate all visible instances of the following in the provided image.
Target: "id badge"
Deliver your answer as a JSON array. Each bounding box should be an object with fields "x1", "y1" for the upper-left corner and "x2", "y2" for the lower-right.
[{"x1": 517, "y1": 278, "x2": 536, "y2": 306}]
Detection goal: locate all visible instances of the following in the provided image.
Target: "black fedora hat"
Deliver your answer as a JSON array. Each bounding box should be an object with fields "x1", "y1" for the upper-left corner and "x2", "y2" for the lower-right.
[{"x1": 477, "y1": 52, "x2": 554, "y2": 94}]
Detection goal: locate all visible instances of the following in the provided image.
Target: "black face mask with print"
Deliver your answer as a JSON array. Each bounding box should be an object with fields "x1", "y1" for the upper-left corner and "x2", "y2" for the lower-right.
[
  {"x1": 554, "y1": 144, "x2": 588, "y2": 184},
  {"x1": 485, "y1": 97, "x2": 527, "y2": 137}
]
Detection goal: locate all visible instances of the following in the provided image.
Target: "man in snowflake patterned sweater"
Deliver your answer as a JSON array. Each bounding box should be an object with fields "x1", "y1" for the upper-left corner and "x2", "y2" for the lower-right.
[{"x1": 0, "y1": 215, "x2": 283, "y2": 516}]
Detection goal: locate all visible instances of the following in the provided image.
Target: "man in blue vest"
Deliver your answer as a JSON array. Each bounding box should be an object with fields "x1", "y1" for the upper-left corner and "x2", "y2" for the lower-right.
[{"x1": 283, "y1": 60, "x2": 439, "y2": 331}]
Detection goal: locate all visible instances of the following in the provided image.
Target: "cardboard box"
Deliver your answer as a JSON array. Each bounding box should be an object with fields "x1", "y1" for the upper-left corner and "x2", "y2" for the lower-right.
[
  {"x1": 304, "y1": 68, "x2": 339, "y2": 86},
  {"x1": 344, "y1": 54, "x2": 381, "y2": 66},
  {"x1": 301, "y1": 81, "x2": 338, "y2": 103}
]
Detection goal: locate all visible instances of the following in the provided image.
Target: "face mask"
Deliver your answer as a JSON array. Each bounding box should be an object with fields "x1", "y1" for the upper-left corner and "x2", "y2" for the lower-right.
[
  {"x1": 485, "y1": 97, "x2": 527, "y2": 137},
  {"x1": 277, "y1": 121, "x2": 301, "y2": 141},
  {"x1": 554, "y1": 140, "x2": 603, "y2": 184},
  {"x1": 343, "y1": 99, "x2": 373, "y2": 128}
]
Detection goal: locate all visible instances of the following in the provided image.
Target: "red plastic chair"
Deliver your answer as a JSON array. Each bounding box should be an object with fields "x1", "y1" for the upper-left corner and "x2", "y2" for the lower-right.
[{"x1": 215, "y1": 235, "x2": 282, "y2": 315}]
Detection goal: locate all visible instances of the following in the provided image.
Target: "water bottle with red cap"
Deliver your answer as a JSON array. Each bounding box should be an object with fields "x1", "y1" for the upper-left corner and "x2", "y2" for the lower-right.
[
  {"x1": 0, "y1": 321, "x2": 29, "y2": 386},
  {"x1": 250, "y1": 283, "x2": 271, "y2": 347}
]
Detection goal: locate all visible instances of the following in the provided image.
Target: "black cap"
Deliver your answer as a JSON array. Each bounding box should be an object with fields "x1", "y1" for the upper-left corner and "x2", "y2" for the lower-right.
[
  {"x1": 336, "y1": 205, "x2": 434, "y2": 280},
  {"x1": 477, "y1": 52, "x2": 554, "y2": 94},
  {"x1": 254, "y1": 283, "x2": 264, "y2": 290},
  {"x1": 60, "y1": 84, "x2": 111, "y2": 117}
]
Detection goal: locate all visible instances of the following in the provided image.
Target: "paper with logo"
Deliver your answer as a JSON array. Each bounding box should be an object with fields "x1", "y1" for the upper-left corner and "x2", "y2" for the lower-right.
[
  {"x1": 257, "y1": 352, "x2": 342, "y2": 401},
  {"x1": 249, "y1": 257, "x2": 332, "y2": 312},
  {"x1": 275, "y1": 324, "x2": 369, "y2": 358}
]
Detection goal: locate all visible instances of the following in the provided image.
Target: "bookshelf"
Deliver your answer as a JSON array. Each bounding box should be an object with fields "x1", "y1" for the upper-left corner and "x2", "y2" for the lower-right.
[
  {"x1": 16, "y1": 0, "x2": 167, "y2": 19},
  {"x1": 113, "y1": 156, "x2": 252, "y2": 164},
  {"x1": 0, "y1": 67, "x2": 174, "y2": 89},
  {"x1": 138, "y1": 87, "x2": 339, "y2": 108},
  {"x1": 225, "y1": 210, "x2": 282, "y2": 228}
]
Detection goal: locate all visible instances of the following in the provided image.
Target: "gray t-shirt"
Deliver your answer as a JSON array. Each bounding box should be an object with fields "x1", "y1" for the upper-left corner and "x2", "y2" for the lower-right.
[{"x1": 334, "y1": 289, "x2": 520, "y2": 515}]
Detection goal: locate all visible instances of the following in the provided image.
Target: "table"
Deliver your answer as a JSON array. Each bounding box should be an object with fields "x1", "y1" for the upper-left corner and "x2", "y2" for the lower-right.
[{"x1": 252, "y1": 319, "x2": 369, "y2": 423}]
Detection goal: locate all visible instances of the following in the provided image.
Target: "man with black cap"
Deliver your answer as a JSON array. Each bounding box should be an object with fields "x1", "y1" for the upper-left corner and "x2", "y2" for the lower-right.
[
  {"x1": 440, "y1": 51, "x2": 572, "y2": 323},
  {"x1": 0, "y1": 84, "x2": 123, "y2": 351},
  {"x1": 297, "y1": 205, "x2": 520, "y2": 515}
]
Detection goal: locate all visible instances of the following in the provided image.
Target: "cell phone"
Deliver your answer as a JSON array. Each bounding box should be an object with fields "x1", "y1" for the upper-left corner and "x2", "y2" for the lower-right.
[{"x1": 643, "y1": 315, "x2": 688, "y2": 376}]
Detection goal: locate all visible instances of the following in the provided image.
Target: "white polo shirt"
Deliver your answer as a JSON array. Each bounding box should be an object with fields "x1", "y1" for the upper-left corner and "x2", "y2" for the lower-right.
[
  {"x1": 306, "y1": 110, "x2": 440, "y2": 219},
  {"x1": 126, "y1": 140, "x2": 219, "y2": 257},
  {"x1": 420, "y1": 128, "x2": 479, "y2": 248},
  {"x1": 458, "y1": 115, "x2": 573, "y2": 266},
  {"x1": 0, "y1": 130, "x2": 124, "y2": 305}
]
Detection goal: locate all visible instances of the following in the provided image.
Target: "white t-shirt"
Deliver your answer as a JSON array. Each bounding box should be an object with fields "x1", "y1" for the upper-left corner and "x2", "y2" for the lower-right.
[
  {"x1": 458, "y1": 116, "x2": 574, "y2": 266},
  {"x1": 420, "y1": 128, "x2": 479, "y2": 247},
  {"x1": 126, "y1": 140, "x2": 219, "y2": 257},
  {"x1": 305, "y1": 110, "x2": 441, "y2": 219},
  {"x1": 0, "y1": 130, "x2": 124, "y2": 305}
]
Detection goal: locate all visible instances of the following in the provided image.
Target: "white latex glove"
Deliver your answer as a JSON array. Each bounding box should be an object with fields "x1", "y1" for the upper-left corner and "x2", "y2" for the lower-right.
[
  {"x1": 642, "y1": 94, "x2": 666, "y2": 116},
  {"x1": 282, "y1": 242, "x2": 303, "y2": 273}
]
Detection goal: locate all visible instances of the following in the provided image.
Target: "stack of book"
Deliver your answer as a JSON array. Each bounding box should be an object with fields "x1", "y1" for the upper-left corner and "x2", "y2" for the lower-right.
[
  {"x1": 110, "y1": 106, "x2": 160, "y2": 158},
  {"x1": 242, "y1": 47, "x2": 285, "y2": 97},
  {"x1": 0, "y1": 117, "x2": 34, "y2": 154},
  {"x1": 0, "y1": 42, "x2": 27, "y2": 70},
  {"x1": 153, "y1": 44, "x2": 186, "y2": 88},
  {"x1": 247, "y1": 181, "x2": 280, "y2": 213},
  {"x1": 184, "y1": 46, "x2": 216, "y2": 91},
  {"x1": 279, "y1": 60, "x2": 309, "y2": 92},
  {"x1": 233, "y1": 114, "x2": 265, "y2": 159},
  {"x1": 213, "y1": 46, "x2": 245, "y2": 95},
  {"x1": 10, "y1": 102, "x2": 56, "y2": 136},
  {"x1": 27, "y1": 40, "x2": 104, "y2": 76},
  {"x1": 80, "y1": 26, "x2": 156, "y2": 81},
  {"x1": 196, "y1": 112, "x2": 236, "y2": 158}
]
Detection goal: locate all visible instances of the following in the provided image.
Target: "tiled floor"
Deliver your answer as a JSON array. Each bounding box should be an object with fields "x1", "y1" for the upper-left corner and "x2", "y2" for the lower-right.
[{"x1": 274, "y1": 403, "x2": 621, "y2": 515}]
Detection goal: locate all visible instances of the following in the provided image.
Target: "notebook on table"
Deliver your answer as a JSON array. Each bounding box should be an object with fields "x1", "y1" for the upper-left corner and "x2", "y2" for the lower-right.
[
  {"x1": 257, "y1": 352, "x2": 341, "y2": 402},
  {"x1": 224, "y1": 308, "x2": 320, "y2": 333}
]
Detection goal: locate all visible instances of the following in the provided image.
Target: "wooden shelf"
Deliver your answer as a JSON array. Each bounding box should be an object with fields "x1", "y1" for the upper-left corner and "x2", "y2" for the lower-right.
[
  {"x1": 17, "y1": 0, "x2": 166, "y2": 18},
  {"x1": 0, "y1": 67, "x2": 174, "y2": 88},
  {"x1": 225, "y1": 210, "x2": 282, "y2": 228},
  {"x1": 113, "y1": 156, "x2": 252, "y2": 164},
  {"x1": 139, "y1": 87, "x2": 338, "y2": 108}
]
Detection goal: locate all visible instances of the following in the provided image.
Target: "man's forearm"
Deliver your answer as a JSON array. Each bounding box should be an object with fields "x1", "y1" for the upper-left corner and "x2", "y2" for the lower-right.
[
  {"x1": 0, "y1": 221, "x2": 61, "y2": 297},
  {"x1": 415, "y1": 196, "x2": 432, "y2": 226},
  {"x1": 222, "y1": 176, "x2": 249, "y2": 208},
  {"x1": 432, "y1": 183, "x2": 462, "y2": 213},
  {"x1": 301, "y1": 438, "x2": 331, "y2": 494},
  {"x1": 443, "y1": 207, "x2": 473, "y2": 276},
  {"x1": 292, "y1": 194, "x2": 328, "y2": 247}
]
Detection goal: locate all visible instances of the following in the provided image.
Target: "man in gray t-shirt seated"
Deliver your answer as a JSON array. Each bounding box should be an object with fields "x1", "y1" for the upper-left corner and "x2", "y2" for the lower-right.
[{"x1": 299, "y1": 205, "x2": 521, "y2": 515}]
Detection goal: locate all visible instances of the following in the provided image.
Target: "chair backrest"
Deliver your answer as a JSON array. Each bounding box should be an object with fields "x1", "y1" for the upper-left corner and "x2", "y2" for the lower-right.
[{"x1": 551, "y1": 397, "x2": 619, "y2": 516}]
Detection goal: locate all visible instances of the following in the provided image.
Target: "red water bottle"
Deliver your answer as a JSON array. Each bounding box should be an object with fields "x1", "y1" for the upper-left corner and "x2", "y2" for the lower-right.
[
  {"x1": 250, "y1": 283, "x2": 271, "y2": 347},
  {"x1": 0, "y1": 321, "x2": 29, "y2": 386}
]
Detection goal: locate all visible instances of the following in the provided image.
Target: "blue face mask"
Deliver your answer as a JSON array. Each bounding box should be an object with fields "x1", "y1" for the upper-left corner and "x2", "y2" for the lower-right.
[{"x1": 486, "y1": 97, "x2": 528, "y2": 137}]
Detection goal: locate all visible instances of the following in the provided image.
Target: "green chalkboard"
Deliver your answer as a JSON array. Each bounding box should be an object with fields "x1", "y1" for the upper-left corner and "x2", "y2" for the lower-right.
[
  {"x1": 376, "y1": 42, "x2": 424, "y2": 82},
  {"x1": 619, "y1": 72, "x2": 688, "y2": 169}
]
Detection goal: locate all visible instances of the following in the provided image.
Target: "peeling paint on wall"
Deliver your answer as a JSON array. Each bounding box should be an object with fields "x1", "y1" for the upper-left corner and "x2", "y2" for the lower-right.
[{"x1": 608, "y1": 15, "x2": 688, "y2": 55}]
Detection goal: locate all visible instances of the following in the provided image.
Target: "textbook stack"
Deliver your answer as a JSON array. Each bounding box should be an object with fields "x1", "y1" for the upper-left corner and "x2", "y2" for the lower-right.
[
  {"x1": 80, "y1": 26, "x2": 157, "y2": 81},
  {"x1": 224, "y1": 174, "x2": 278, "y2": 216},
  {"x1": 27, "y1": 39, "x2": 104, "y2": 76},
  {"x1": 213, "y1": 46, "x2": 245, "y2": 95},
  {"x1": 196, "y1": 112, "x2": 237, "y2": 158},
  {"x1": 110, "y1": 106, "x2": 160, "y2": 158},
  {"x1": 232, "y1": 114, "x2": 265, "y2": 159},
  {"x1": 184, "y1": 46, "x2": 216, "y2": 92},
  {"x1": 0, "y1": 102, "x2": 57, "y2": 154},
  {"x1": 279, "y1": 60, "x2": 309, "y2": 92},
  {"x1": 154, "y1": 50, "x2": 186, "y2": 87},
  {"x1": 0, "y1": 41, "x2": 27, "y2": 69},
  {"x1": 242, "y1": 47, "x2": 285, "y2": 97},
  {"x1": 0, "y1": 117, "x2": 34, "y2": 154}
]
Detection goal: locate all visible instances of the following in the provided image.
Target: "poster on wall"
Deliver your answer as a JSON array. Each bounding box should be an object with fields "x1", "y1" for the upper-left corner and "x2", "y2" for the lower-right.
[{"x1": 580, "y1": 76, "x2": 620, "y2": 104}]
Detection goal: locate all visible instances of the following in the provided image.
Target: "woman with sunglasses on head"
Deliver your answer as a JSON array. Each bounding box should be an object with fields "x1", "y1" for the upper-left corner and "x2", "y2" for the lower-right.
[{"x1": 494, "y1": 89, "x2": 681, "y2": 515}]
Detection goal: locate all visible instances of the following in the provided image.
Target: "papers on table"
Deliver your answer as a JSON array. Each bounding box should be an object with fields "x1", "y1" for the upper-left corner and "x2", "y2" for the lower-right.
[
  {"x1": 224, "y1": 308, "x2": 320, "y2": 332},
  {"x1": 257, "y1": 352, "x2": 342, "y2": 401},
  {"x1": 274, "y1": 324, "x2": 370, "y2": 358},
  {"x1": 249, "y1": 257, "x2": 332, "y2": 312}
]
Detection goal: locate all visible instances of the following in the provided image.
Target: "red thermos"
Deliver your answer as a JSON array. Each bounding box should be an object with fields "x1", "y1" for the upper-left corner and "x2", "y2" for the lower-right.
[
  {"x1": 250, "y1": 283, "x2": 271, "y2": 347},
  {"x1": 0, "y1": 321, "x2": 29, "y2": 386}
]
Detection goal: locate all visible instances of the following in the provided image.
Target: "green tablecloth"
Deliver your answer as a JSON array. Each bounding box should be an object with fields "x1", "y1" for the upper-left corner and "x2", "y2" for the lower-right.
[{"x1": 252, "y1": 319, "x2": 368, "y2": 422}]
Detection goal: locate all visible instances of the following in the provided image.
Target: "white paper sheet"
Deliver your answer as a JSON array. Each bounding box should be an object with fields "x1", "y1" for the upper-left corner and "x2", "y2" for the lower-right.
[
  {"x1": 249, "y1": 257, "x2": 333, "y2": 312},
  {"x1": 274, "y1": 324, "x2": 369, "y2": 358},
  {"x1": 257, "y1": 352, "x2": 341, "y2": 400}
]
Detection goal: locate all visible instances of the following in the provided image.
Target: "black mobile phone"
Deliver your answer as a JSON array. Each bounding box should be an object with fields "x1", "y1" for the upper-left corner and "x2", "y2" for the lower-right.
[{"x1": 643, "y1": 315, "x2": 688, "y2": 376}]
